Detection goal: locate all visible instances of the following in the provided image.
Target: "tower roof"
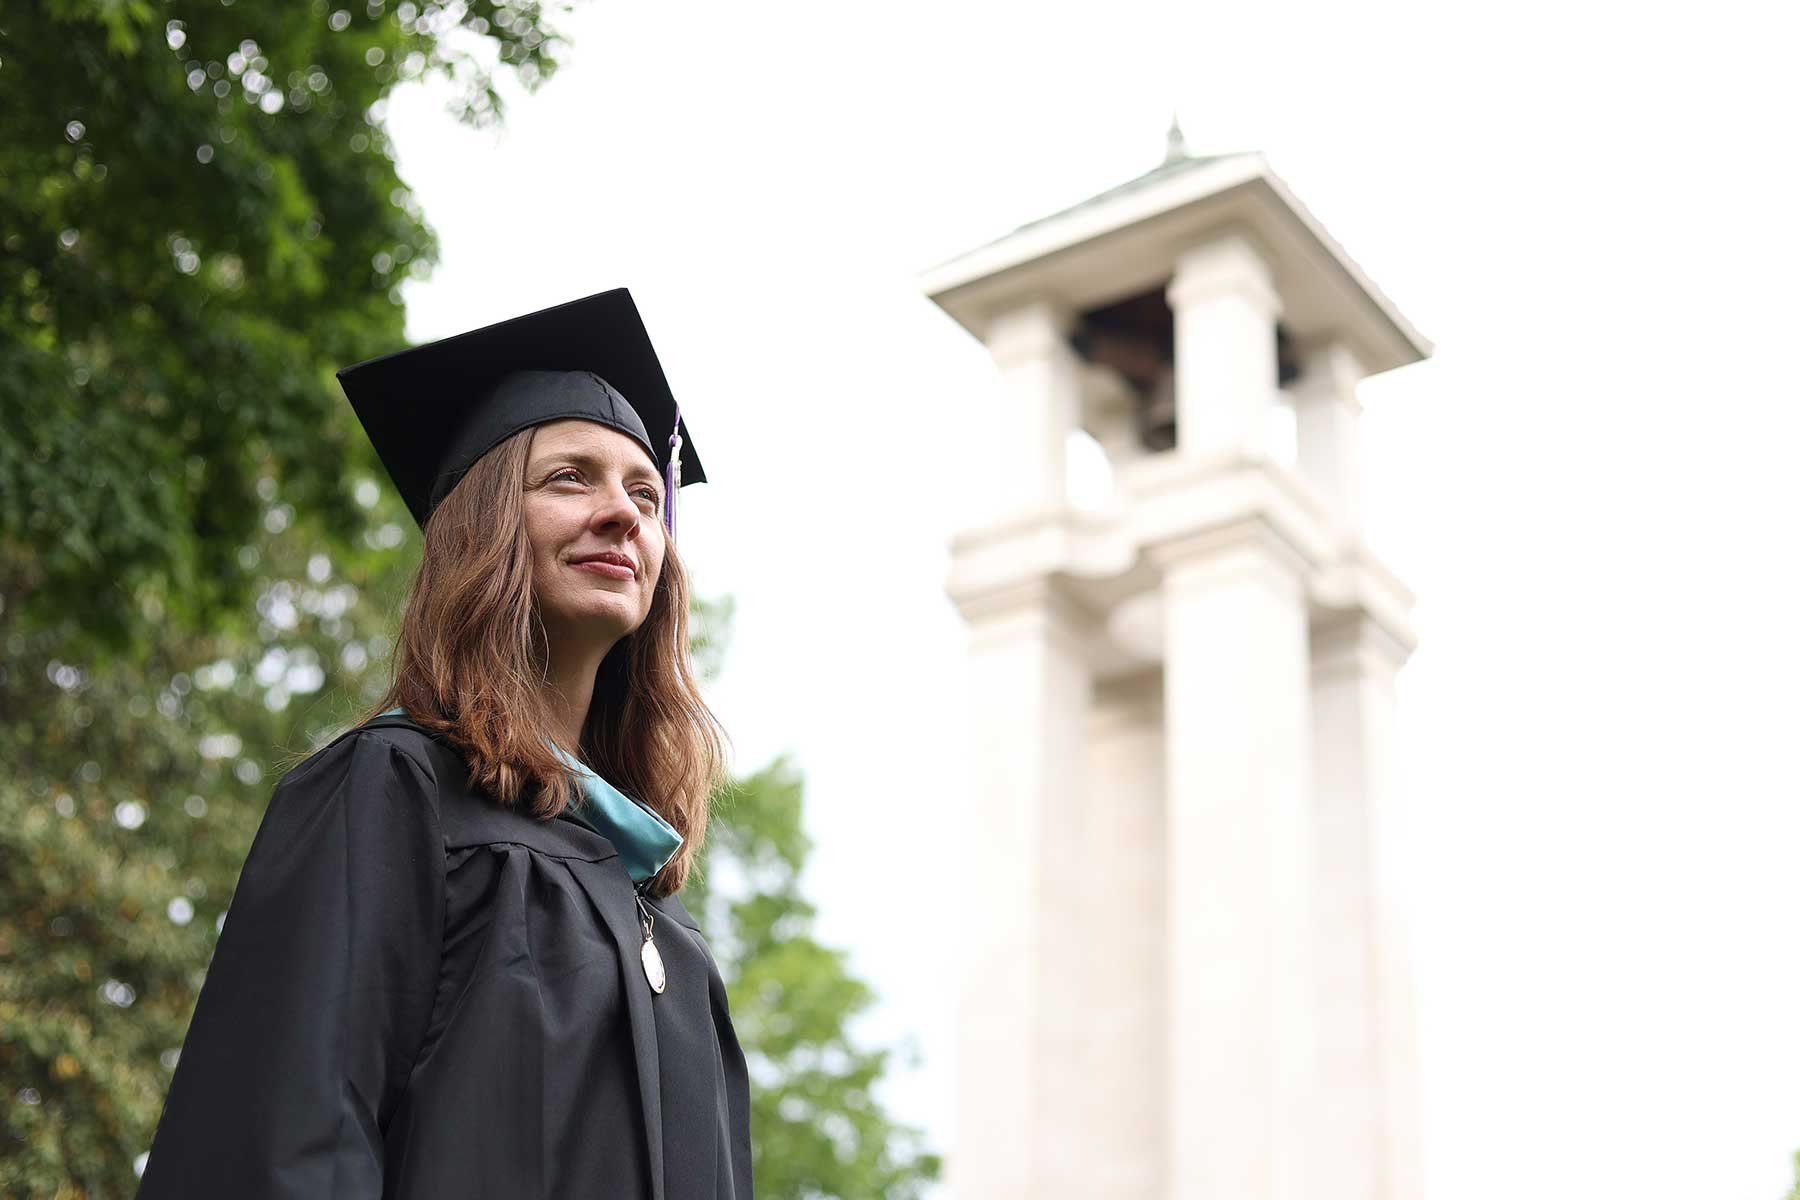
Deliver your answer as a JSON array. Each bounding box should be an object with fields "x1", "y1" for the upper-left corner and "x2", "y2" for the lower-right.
[
  {"x1": 921, "y1": 147, "x2": 1431, "y2": 377},
  {"x1": 996, "y1": 150, "x2": 1243, "y2": 248}
]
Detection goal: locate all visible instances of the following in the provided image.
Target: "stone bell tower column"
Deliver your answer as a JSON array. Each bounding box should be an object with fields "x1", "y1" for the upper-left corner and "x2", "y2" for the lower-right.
[
  {"x1": 1155, "y1": 525, "x2": 1317, "y2": 1200},
  {"x1": 946, "y1": 296, "x2": 1099, "y2": 1200},
  {"x1": 1294, "y1": 337, "x2": 1424, "y2": 1200},
  {"x1": 1167, "y1": 233, "x2": 1284, "y2": 459},
  {"x1": 1155, "y1": 232, "x2": 1318, "y2": 1200},
  {"x1": 987, "y1": 301, "x2": 1080, "y2": 517}
]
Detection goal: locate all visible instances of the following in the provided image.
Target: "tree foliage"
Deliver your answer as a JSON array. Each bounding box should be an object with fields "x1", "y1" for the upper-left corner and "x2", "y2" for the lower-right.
[
  {"x1": 0, "y1": 481, "x2": 406, "y2": 1197},
  {"x1": 0, "y1": 0, "x2": 566, "y2": 662},
  {"x1": 688, "y1": 759, "x2": 942, "y2": 1199}
]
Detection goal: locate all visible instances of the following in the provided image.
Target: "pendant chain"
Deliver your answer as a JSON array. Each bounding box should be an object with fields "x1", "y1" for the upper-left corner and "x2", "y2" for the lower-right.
[
  {"x1": 634, "y1": 889, "x2": 657, "y2": 940},
  {"x1": 633, "y1": 882, "x2": 668, "y2": 995}
]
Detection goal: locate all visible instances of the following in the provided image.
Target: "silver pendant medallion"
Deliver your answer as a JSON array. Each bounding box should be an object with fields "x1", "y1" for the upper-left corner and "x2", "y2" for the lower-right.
[{"x1": 640, "y1": 936, "x2": 667, "y2": 994}]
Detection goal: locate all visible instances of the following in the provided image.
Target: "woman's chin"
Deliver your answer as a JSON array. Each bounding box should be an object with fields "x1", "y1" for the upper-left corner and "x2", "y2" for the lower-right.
[{"x1": 548, "y1": 596, "x2": 644, "y2": 639}]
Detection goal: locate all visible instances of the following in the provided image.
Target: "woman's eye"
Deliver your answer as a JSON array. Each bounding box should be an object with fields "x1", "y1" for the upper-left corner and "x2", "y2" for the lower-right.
[{"x1": 547, "y1": 469, "x2": 655, "y2": 509}]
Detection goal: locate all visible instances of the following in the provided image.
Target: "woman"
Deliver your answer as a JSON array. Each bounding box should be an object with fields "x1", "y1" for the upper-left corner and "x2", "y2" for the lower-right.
[{"x1": 137, "y1": 290, "x2": 753, "y2": 1199}]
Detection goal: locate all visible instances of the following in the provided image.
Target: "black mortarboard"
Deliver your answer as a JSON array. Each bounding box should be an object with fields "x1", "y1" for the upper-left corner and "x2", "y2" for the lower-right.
[{"x1": 336, "y1": 288, "x2": 703, "y2": 536}]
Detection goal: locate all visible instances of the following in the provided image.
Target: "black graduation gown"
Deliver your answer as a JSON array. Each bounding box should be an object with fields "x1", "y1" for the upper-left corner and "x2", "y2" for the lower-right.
[{"x1": 137, "y1": 713, "x2": 753, "y2": 1199}]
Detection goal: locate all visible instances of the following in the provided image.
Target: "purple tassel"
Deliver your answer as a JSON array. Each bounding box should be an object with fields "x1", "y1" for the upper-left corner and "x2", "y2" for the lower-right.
[{"x1": 663, "y1": 405, "x2": 682, "y2": 541}]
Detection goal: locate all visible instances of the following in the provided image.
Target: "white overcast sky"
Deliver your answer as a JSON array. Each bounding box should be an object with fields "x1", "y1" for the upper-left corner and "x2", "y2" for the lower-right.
[{"x1": 387, "y1": 1, "x2": 1800, "y2": 1195}]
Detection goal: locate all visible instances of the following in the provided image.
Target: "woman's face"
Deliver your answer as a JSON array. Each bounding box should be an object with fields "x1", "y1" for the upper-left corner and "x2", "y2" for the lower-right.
[{"x1": 522, "y1": 418, "x2": 667, "y2": 647}]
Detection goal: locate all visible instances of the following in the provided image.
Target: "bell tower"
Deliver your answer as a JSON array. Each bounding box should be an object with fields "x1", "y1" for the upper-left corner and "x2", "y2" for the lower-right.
[{"x1": 920, "y1": 129, "x2": 1431, "y2": 1200}]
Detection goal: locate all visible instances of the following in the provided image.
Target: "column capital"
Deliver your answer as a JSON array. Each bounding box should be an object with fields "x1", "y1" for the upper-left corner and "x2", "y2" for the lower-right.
[
  {"x1": 1310, "y1": 610, "x2": 1414, "y2": 680},
  {"x1": 1166, "y1": 231, "x2": 1281, "y2": 319},
  {"x1": 958, "y1": 576, "x2": 1097, "y2": 653},
  {"x1": 1311, "y1": 542, "x2": 1417, "y2": 660},
  {"x1": 1147, "y1": 515, "x2": 1312, "y2": 600},
  {"x1": 985, "y1": 299, "x2": 1077, "y2": 367},
  {"x1": 1290, "y1": 338, "x2": 1369, "y2": 415}
]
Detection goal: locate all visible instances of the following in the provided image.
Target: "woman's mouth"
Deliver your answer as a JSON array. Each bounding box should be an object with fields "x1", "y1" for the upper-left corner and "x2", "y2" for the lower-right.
[{"x1": 571, "y1": 554, "x2": 634, "y2": 580}]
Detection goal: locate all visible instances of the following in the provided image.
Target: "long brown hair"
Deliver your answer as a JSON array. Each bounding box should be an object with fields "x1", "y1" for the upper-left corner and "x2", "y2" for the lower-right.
[{"x1": 355, "y1": 422, "x2": 727, "y2": 896}]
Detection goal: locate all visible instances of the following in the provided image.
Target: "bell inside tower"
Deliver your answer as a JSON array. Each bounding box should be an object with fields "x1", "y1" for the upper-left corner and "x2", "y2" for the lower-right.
[
  {"x1": 1072, "y1": 287, "x2": 1304, "y2": 456},
  {"x1": 1070, "y1": 289, "x2": 1177, "y2": 452}
]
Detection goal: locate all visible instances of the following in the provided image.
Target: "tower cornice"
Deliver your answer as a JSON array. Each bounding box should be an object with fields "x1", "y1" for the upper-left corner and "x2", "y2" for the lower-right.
[{"x1": 920, "y1": 153, "x2": 1431, "y2": 379}]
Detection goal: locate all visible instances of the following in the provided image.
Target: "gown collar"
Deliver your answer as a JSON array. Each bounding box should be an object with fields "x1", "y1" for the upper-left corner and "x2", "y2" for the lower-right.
[{"x1": 377, "y1": 707, "x2": 682, "y2": 883}]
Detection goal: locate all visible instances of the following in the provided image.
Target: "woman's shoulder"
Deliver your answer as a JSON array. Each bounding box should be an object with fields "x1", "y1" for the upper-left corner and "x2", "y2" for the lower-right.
[
  {"x1": 348, "y1": 709, "x2": 459, "y2": 778},
  {"x1": 306, "y1": 711, "x2": 624, "y2": 866},
  {"x1": 277, "y1": 715, "x2": 443, "y2": 797}
]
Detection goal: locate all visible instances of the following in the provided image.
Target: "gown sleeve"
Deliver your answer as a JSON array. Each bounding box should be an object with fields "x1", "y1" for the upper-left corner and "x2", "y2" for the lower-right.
[{"x1": 137, "y1": 731, "x2": 445, "y2": 1199}]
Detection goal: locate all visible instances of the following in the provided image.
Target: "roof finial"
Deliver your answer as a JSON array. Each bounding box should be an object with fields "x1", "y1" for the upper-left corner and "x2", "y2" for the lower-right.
[{"x1": 1163, "y1": 110, "x2": 1189, "y2": 164}]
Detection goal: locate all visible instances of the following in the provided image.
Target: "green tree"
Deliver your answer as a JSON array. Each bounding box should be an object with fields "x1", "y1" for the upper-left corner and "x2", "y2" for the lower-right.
[
  {"x1": 688, "y1": 757, "x2": 942, "y2": 1199},
  {"x1": 0, "y1": 0, "x2": 566, "y2": 663},
  {"x1": 0, "y1": 474, "x2": 414, "y2": 1197}
]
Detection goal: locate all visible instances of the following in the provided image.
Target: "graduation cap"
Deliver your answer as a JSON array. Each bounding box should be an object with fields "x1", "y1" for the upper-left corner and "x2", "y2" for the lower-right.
[{"x1": 336, "y1": 288, "x2": 703, "y2": 537}]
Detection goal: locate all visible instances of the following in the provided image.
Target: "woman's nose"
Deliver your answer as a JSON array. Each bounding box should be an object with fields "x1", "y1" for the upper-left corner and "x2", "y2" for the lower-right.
[{"x1": 587, "y1": 483, "x2": 641, "y2": 536}]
